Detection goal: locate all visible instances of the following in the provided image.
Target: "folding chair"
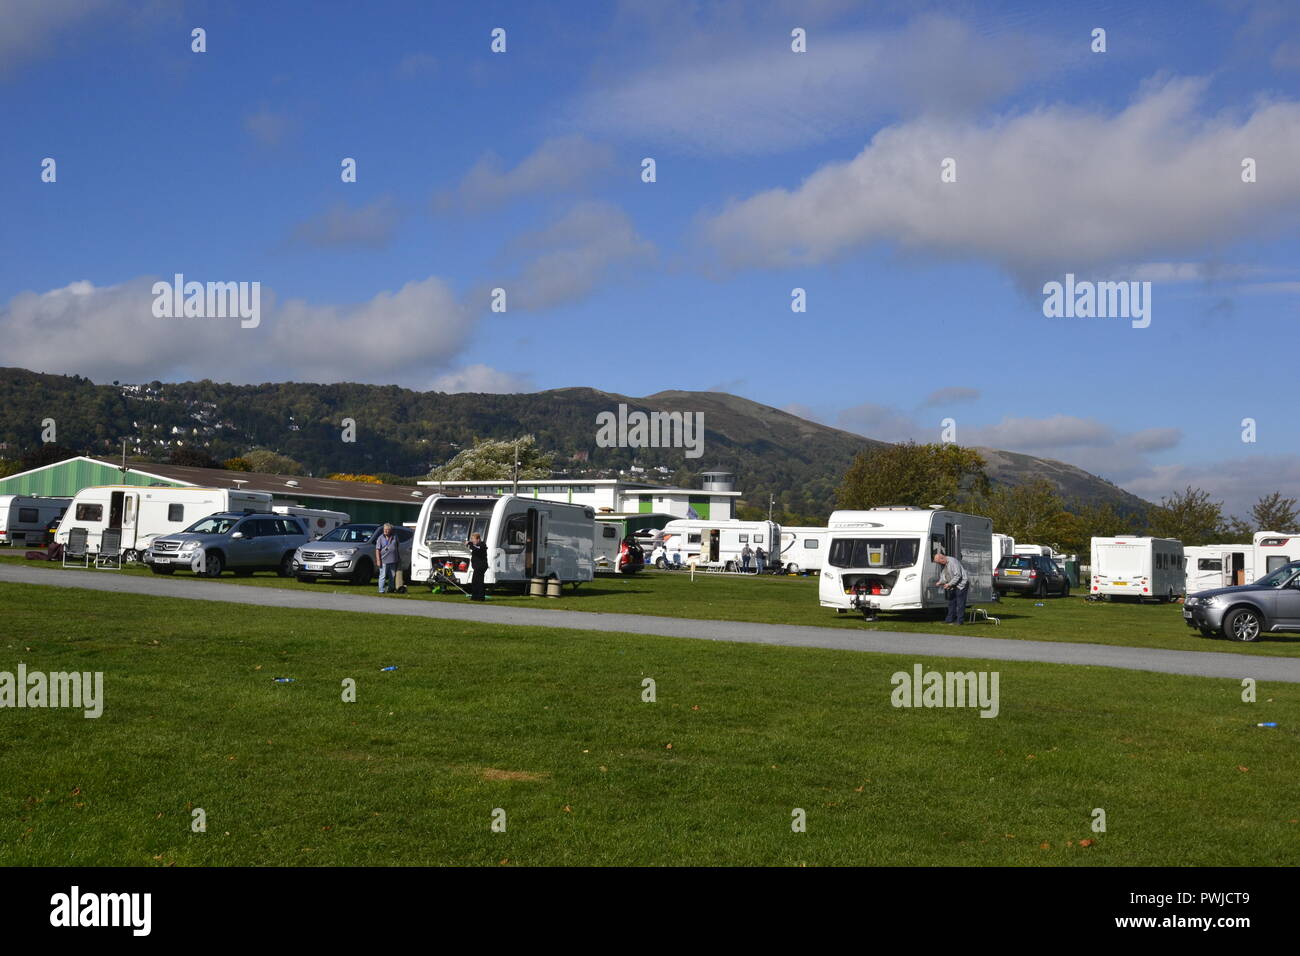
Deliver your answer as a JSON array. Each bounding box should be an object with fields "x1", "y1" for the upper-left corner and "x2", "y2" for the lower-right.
[
  {"x1": 63, "y1": 528, "x2": 90, "y2": 568},
  {"x1": 96, "y1": 528, "x2": 123, "y2": 570}
]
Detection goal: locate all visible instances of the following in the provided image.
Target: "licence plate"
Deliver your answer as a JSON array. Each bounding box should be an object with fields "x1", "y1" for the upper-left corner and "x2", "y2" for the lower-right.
[
  {"x1": 1113, "y1": 581, "x2": 1128, "y2": 586},
  {"x1": 1183, "y1": 610, "x2": 1192, "y2": 618},
  {"x1": 306, "y1": 564, "x2": 324, "y2": 571},
  {"x1": 1006, "y1": 570, "x2": 1021, "y2": 576}
]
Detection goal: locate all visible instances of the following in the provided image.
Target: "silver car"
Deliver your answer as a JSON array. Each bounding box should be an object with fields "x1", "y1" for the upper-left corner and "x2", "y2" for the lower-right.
[
  {"x1": 146, "y1": 512, "x2": 310, "y2": 578},
  {"x1": 292, "y1": 523, "x2": 412, "y2": 585},
  {"x1": 1183, "y1": 560, "x2": 1300, "y2": 641}
]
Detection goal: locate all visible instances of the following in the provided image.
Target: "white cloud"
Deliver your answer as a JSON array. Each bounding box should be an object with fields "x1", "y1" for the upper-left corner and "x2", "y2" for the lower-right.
[
  {"x1": 290, "y1": 196, "x2": 402, "y2": 249},
  {"x1": 699, "y1": 77, "x2": 1300, "y2": 280},
  {"x1": 0, "y1": 0, "x2": 112, "y2": 74},
  {"x1": 244, "y1": 106, "x2": 298, "y2": 148},
  {"x1": 0, "y1": 276, "x2": 474, "y2": 387},
  {"x1": 439, "y1": 136, "x2": 615, "y2": 211},
  {"x1": 426, "y1": 365, "x2": 532, "y2": 394},
  {"x1": 566, "y1": 15, "x2": 1040, "y2": 154},
  {"x1": 504, "y1": 201, "x2": 655, "y2": 311},
  {"x1": 835, "y1": 403, "x2": 925, "y2": 443},
  {"x1": 1123, "y1": 457, "x2": 1300, "y2": 521},
  {"x1": 923, "y1": 386, "x2": 980, "y2": 407}
]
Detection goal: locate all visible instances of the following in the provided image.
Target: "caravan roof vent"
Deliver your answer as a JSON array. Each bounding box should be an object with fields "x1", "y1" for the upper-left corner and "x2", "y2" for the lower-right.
[
  {"x1": 285, "y1": 480, "x2": 299, "y2": 488},
  {"x1": 411, "y1": 490, "x2": 424, "y2": 497}
]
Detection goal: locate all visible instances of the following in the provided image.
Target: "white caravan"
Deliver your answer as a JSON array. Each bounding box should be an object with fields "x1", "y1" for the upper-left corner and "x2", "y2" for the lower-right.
[
  {"x1": 992, "y1": 533, "x2": 1016, "y2": 567},
  {"x1": 56, "y1": 485, "x2": 273, "y2": 556},
  {"x1": 1014, "y1": 543, "x2": 1052, "y2": 557},
  {"x1": 779, "y1": 527, "x2": 828, "y2": 573},
  {"x1": 0, "y1": 495, "x2": 72, "y2": 547},
  {"x1": 819, "y1": 507, "x2": 994, "y2": 616},
  {"x1": 1185, "y1": 544, "x2": 1255, "y2": 593},
  {"x1": 410, "y1": 495, "x2": 595, "y2": 589},
  {"x1": 273, "y1": 505, "x2": 349, "y2": 539},
  {"x1": 1255, "y1": 531, "x2": 1300, "y2": 577},
  {"x1": 657, "y1": 518, "x2": 781, "y2": 571},
  {"x1": 1089, "y1": 536, "x2": 1185, "y2": 601},
  {"x1": 593, "y1": 517, "x2": 646, "y2": 575}
]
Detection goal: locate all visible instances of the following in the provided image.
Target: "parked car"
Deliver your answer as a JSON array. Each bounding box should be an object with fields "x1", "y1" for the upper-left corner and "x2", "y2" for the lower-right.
[
  {"x1": 145, "y1": 512, "x2": 310, "y2": 577},
  {"x1": 292, "y1": 523, "x2": 412, "y2": 585},
  {"x1": 995, "y1": 554, "x2": 1070, "y2": 598},
  {"x1": 1183, "y1": 560, "x2": 1300, "y2": 642}
]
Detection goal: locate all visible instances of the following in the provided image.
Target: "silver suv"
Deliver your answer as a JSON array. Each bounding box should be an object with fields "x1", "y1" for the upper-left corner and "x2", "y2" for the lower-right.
[
  {"x1": 292, "y1": 523, "x2": 412, "y2": 585},
  {"x1": 1183, "y1": 560, "x2": 1300, "y2": 642},
  {"x1": 146, "y1": 512, "x2": 310, "y2": 578}
]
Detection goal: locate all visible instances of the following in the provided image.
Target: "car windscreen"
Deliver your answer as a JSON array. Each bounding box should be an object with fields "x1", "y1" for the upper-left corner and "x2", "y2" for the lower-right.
[
  {"x1": 1253, "y1": 564, "x2": 1300, "y2": 588},
  {"x1": 321, "y1": 525, "x2": 379, "y2": 543},
  {"x1": 183, "y1": 516, "x2": 237, "y2": 535},
  {"x1": 827, "y1": 537, "x2": 920, "y2": 570}
]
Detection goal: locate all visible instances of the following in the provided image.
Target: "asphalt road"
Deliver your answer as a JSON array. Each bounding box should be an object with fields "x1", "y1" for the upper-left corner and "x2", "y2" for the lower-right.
[{"x1": 3, "y1": 563, "x2": 1299, "y2": 682}]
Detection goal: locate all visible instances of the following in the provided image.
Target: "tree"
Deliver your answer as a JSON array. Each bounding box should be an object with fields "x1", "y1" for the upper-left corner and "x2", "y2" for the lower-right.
[
  {"x1": 20, "y1": 444, "x2": 79, "y2": 471},
  {"x1": 1250, "y1": 492, "x2": 1299, "y2": 533},
  {"x1": 242, "y1": 448, "x2": 304, "y2": 475},
  {"x1": 971, "y1": 479, "x2": 1078, "y2": 549},
  {"x1": 427, "y1": 435, "x2": 554, "y2": 482},
  {"x1": 327, "y1": 473, "x2": 383, "y2": 484},
  {"x1": 1146, "y1": 487, "x2": 1232, "y2": 545},
  {"x1": 169, "y1": 447, "x2": 221, "y2": 469},
  {"x1": 836, "y1": 442, "x2": 988, "y2": 511}
]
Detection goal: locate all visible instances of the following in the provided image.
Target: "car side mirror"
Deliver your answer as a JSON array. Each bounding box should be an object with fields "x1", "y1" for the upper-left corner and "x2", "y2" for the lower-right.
[{"x1": 231, "y1": 532, "x2": 244, "y2": 539}]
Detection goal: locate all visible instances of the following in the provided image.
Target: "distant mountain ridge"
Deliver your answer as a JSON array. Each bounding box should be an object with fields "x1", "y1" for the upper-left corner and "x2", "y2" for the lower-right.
[{"x1": 0, "y1": 368, "x2": 1152, "y2": 519}]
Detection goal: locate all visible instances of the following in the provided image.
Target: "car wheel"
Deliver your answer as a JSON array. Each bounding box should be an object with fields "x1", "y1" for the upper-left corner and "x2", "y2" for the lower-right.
[
  {"x1": 278, "y1": 552, "x2": 295, "y2": 578},
  {"x1": 1035, "y1": 580, "x2": 1047, "y2": 599},
  {"x1": 350, "y1": 560, "x2": 373, "y2": 585},
  {"x1": 1224, "y1": 607, "x2": 1263, "y2": 643},
  {"x1": 150, "y1": 565, "x2": 175, "y2": 575},
  {"x1": 202, "y1": 551, "x2": 223, "y2": 577},
  {"x1": 654, "y1": 557, "x2": 667, "y2": 569}
]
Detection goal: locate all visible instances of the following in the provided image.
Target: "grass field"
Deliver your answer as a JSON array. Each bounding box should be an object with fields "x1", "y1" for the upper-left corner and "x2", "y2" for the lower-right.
[
  {"x1": 1, "y1": 581, "x2": 1295, "y2": 866},
  {"x1": 4, "y1": 548, "x2": 1300, "y2": 657}
]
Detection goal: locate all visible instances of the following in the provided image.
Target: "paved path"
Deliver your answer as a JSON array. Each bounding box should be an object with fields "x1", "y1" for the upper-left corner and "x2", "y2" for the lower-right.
[{"x1": 3, "y1": 564, "x2": 1298, "y2": 682}]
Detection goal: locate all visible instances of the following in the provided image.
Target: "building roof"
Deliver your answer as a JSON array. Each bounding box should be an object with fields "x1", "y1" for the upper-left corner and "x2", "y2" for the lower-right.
[{"x1": 75, "y1": 457, "x2": 428, "y2": 507}]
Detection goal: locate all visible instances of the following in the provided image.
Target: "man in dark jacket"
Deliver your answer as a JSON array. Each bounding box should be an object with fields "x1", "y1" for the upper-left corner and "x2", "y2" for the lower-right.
[{"x1": 468, "y1": 532, "x2": 489, "y2": 601}]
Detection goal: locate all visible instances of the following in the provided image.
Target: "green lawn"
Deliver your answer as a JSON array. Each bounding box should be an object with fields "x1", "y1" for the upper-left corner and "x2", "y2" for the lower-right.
[
  {"x1": 4, "y1": 548, "x2": 1299, "y2": 657},
  {"x1": 0, "y1": 581, "x2": 1295, "y2": 866}
]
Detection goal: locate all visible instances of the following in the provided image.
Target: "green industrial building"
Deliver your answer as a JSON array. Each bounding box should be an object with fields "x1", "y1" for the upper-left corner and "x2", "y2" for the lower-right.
[{"x1": 0, "y1": 457, "x2": 428, "y2": 525}]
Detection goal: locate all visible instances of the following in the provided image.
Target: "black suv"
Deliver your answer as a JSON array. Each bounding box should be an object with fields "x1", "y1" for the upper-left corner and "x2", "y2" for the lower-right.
[{"x1": 995, "y1": 554, "x2": 1070, "y2": 598}]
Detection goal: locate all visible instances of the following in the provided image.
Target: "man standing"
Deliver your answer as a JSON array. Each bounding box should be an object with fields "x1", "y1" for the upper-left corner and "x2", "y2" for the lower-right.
[
  {"x1": 468, "y1": 531, "x2": 488, "y2": 601},
  {"x1": 932, "y1": 551, "x2": 969, "y2": 625},
  {"x1": 375, "y1": 523, "x2": 402, "y2": 595},
  {"x1": 741, "y1": 543, "x2": 753, "y2": 572},
  {"x1": 755, "y1": 546, "x2": 766, "y2": 574}
]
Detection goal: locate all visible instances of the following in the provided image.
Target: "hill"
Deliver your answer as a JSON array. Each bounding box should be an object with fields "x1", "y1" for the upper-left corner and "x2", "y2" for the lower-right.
[{"x1": 0, "y1": 368, "x2": 1151, "y2": 520}]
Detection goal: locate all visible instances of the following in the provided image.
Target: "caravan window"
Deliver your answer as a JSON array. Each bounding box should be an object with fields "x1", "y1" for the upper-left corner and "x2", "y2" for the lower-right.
[
  {"x1": 828, "y1": 538, "x2": 920, "y2": 570},
  {"x1": 738, "y1": 534, "x2": 749, "y2": 543},
  {"x1": 471, "y1": 517, "x2": 489, "y2": 539},
  {"x1": 168, "y1": 504, "x2": 184, "y2": 522},
  {"x1": 504, "y1": 514, "x2": 527, "y2": 551},
  {"x1": 602, "y1": 526, "x2": 618, "y2": 539},
  {"x1": 753, "y1": 534, "x2": 764, "y2": 544},
  {"x1": 423, "y1": 517, "x2": 444, "y2": 543},
  {"x1": 687, "y1": 533, "x2": 701, "y2": 544},
  {"x1": 18, "y1": 508, "x2": 38, "y2": 523},
  {"x1": 1198, "y1": 558, "x2": 1223, "y2": 571},
  {"x1": 442, "y1": 516, "x2": 472, "y2": 543},
  {"x1": 804, "y1": 538, "x2": 820, "y2": 549},
  {"x1": 75, "y1": 503, "x2": 102, "y2": 522}
]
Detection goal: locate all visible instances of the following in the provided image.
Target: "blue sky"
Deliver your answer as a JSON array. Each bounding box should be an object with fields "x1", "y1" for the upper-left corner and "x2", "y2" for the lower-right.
[{"x1": 2, "y1": 0, "x2": 1299, "y2": 515}]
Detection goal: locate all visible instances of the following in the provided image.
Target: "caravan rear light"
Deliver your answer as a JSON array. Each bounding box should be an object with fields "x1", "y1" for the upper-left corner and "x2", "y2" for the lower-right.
[
  {"x1": 458, "y1": 562, "x2": 468, "y2": 572},
  {"x1": 1028, "y1": 570, "x2": 1037, "y2": 578}
]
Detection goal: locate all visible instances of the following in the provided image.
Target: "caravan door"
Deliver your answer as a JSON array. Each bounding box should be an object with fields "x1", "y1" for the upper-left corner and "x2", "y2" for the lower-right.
[
  {"x1": 526, "y1": 509, "x2": 550, "y2": 577},
  {"x1": 120, "y1": 491, "x2": 140, "y2": 549}
]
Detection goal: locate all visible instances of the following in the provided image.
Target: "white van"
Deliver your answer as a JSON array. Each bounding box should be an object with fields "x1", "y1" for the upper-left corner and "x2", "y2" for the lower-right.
[
  {"x1": 272, "y1": 505, "x2": 349, "y2": 539},
  {"x1": 1089, "y1": 536, "x2": 1185, "y2": 601},
  {"x1": 56, "y1": 485, "x2": 273, "y2": 557},
  {"x1": 1185, "y1": 543, "x2": 1255, "y2": 592},
  {"x1": 819, "y1": 507, "x2": 994, "y2": 616},
  {"x1": 657, "y1": 519, "x2": 781, "y2": 571},
  {"x1": 0, "y1": 495, "x2": 72, "y2": 547},
  {"x1": 778, "y1": 527, "x2": 828, "y2": 573},
  {"x1": 410, "y1": 495, "x2": 595, "y2": 589}
]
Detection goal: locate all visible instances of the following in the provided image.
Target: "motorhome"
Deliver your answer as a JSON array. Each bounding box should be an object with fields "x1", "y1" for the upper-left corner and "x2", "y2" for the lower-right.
[
  {"x1": 779, "y1": 527, "x2": 828, "y2": 573},
  {"x1": 56, "y1": 485, "x2": 273, "y2": 556},
  {"x1": 1185, "y1": 543, "x2": 1255, "y2": 593},
  {"x1": 818, "y1": 507, "x2": 994, "y2": 616},
  {"x1": 273, "y1": 505, "x2": 349, "y2": 539},
  {"x1": 410, "y1": 495, "x2": 596, "y2": 589},
  {"x1": 1254, "y1": 531, "x2": 1300, "y2": 576},
  {"x1": 657, "y1": 518, "x2": 781, "y2": 571},
  {"x1": 0, "y1": 495, "x2": 71, "y2": 547},
  {"x1": 1089, "y1": 536, "x2": 1185, "y2": 601}
]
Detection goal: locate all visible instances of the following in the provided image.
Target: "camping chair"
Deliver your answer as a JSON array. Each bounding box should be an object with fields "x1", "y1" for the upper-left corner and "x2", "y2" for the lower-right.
[
  {"x1": 63, "y1": 528, "x2": 90, "y2": 568},
  {"x1": 96, "y1": 528, "x2": 123, "y2": 570}
]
